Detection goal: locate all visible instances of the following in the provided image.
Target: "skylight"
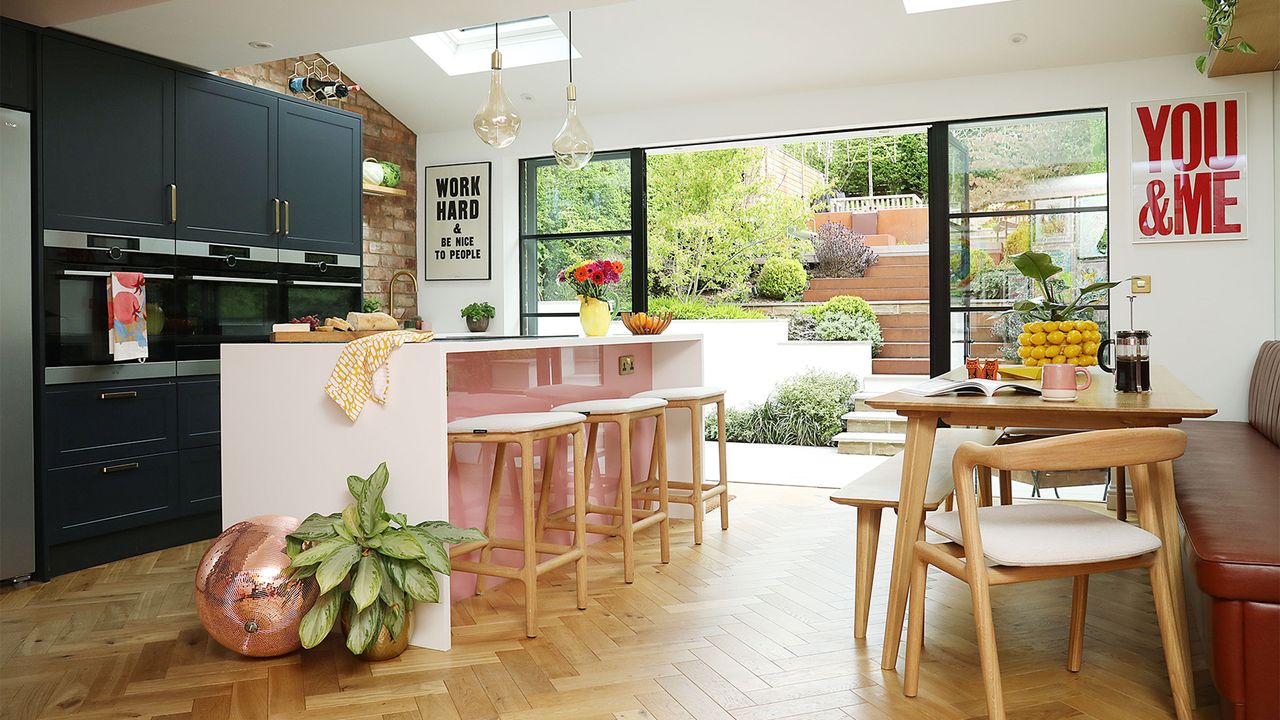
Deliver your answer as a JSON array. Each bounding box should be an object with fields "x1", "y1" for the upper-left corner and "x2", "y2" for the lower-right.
[
  {"x1": 412, "y1": 16, "x2": 579, "y2": 77},
  {"x1": 903, "y1": 0, "x2": 1013, "y2": 13}
]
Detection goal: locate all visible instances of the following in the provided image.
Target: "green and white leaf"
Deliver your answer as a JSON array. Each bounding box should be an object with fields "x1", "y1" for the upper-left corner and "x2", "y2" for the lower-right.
[
  {"x1": 342, "y1": 504, "x2": 362, "y2": 539},
  {"x1": 299, "y1": 588, "x2": 343, "y2": 649},
  {"x1": 378, "y1": 530, "x2": 427, "y2": 560},
  {"x1": 359, "y1": 464, "x2": 390, "y2": 536},
  {"x1": 401, "y1": 562, "x2": 440, "y2": 603},
  {"x1": 289, "y1": 536, "x2": 352, "y2": 568},
  {"x1": 414, "y1": 520, "x2": 486, "y2": 545},
  {"x1": 316, "y1": 544, "x2": 361, "y2": 593},
  {"x1": 346, "y1": 474, "x2": 367, "y2": 504},
  {"x1": 290, "y1": 512, "x2": 342, "y2": 540},
  {"x1": 345, "y1": 599, "x2": 384, "y2": 655},
  {"x1": 350, "y1": 554, "x2": 382, "y2": 612},
  {"x1": 384, "y1": 601, "x2": 406, "y2": 641},
  {"x1": 407, "y1": 529, "x2": 451, "y2": 576}
]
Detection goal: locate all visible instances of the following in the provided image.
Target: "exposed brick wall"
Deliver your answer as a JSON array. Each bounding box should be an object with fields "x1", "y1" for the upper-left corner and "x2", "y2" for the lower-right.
[{"x1": 216, "y1": 55, "x2": 418, "y2": 319}]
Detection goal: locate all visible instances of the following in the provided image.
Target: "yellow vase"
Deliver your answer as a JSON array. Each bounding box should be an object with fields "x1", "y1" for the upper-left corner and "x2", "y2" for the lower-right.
[
  {"x1": 1014, "y1": 319, "x2": 1103, "y2": 367},
  {"x1": 578, "y1": 295, "x2": 611, "y2": 337}
]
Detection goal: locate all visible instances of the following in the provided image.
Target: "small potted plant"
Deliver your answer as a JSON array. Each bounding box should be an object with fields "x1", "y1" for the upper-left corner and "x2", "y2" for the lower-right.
[
  {"x1": 460, "y1": 302, "x2": 495, "y2": 333},
  {"x1": 1005, "y1": 251, "x2": 1124, "y2": 368},
  {"x1": 557, "y1": 259, "x2": 623, "y2": 336},
  {"x1": 285, "y1": 462, "x2": 484, "y2": 660}
]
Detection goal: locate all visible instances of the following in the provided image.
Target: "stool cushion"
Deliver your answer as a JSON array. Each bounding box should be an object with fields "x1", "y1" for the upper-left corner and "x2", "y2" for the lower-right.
[
  {"x1": 552, "y1": 397, "x2": 667, "y2": 414},
  {"x1": 924, "y1": 504, "x2": 1161, "y2": 567},
  {"x1": 633, "y1": 386, "x2": 725, "y2": 402},
  {"x1": 448, "y1": 411, "x2": 585, "y2": 435}
]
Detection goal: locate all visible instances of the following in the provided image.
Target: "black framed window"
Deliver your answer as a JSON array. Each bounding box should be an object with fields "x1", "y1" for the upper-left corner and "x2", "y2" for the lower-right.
[
  {"x1": 518, "y1": 149, "x2": 647, "y2": 335},
  {"x1": 930, "y1": 110, "x2": 1110, "y2": 373}
]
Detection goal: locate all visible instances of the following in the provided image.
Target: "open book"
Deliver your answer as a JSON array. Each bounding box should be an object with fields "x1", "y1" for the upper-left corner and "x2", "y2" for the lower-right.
[{"x1": 901, "y1": 377, "x2": 1041, "y2": 398}]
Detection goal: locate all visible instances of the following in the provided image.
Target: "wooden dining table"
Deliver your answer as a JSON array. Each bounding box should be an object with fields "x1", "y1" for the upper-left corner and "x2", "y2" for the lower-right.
[{"x1": 867, "y1": 364, "x2": 1216, "y2": 718}]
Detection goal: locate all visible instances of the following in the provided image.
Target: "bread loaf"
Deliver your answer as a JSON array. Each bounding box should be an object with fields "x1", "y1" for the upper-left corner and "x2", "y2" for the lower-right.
[
  {"x1": 324, "y1": 316, "x2": 353, "y2": 331},
  {"x1": 345, "y1": 311, "x2": 400, "y2": 332}
]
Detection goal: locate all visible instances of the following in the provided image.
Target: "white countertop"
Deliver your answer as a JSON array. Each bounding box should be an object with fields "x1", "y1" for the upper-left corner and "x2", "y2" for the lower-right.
[{"x1": 229, "y1": 332, "x2": 703, "y2": 357}]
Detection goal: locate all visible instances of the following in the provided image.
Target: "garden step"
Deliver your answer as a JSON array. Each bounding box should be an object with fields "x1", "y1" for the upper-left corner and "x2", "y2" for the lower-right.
[
  {"x1": 842, "y1": 410, "x2": 906, "y2": 433},
  {"x1": 805, "y1": 287, "x2": 929, "y2": 302},
  {"x1": 863, "y1": 264, "x2": 931, "y2": 278},
  {"x1": 809, "y1": 275, "x2": 929, "y2": 290},
  {"x1": 877, "y1": 341, "x2": 931, "y2": 359},
  {"x1": 874, "y1": 312, "x2": 930, "y2": 328},
  {"x1": 873, "y1": 255, "x2": 930, "y2": 266},
  {"x1": 873, "y1": 358, "x2": 931, "y2": 375},
  {"x1": 834, "y1": 431, "x2": 906, "y2": 456},
  {"x1": 881, "y1": 327, "x2": 930, "y2": 342}
]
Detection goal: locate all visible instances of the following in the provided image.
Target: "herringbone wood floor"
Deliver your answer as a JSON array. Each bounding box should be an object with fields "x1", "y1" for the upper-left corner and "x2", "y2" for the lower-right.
[{"x1": 1, "y1": 484, "x2": 1217, "y2": 720}]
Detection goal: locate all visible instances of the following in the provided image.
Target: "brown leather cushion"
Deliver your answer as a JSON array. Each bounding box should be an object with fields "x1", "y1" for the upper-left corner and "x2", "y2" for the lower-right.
[
  {"x1": 1249, "y1": 340, "x2": 1280, "y2": 445},
  {"x1": 1174, "y1": 421, "x2": 1280, "y2": 603}
]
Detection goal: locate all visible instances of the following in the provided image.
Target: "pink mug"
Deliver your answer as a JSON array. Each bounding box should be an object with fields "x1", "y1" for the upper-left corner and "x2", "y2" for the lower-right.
[{"x1": 1041, "y1": 363, "x2": 1092, "y2": 402}]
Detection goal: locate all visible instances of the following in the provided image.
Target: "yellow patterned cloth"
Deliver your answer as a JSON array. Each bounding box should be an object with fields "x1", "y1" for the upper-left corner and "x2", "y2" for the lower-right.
[{"x1": 325, "y1": 330, "x2": 434, "y2": 421}]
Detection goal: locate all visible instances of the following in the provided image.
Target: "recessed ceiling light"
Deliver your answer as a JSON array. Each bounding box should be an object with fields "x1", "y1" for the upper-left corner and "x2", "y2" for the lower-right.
[
  {"x1": 519, "y1": 93, "x2": 534, "y2": 101},
  {"x1": 903, "y1": 0, "x2": 1014, "y2": 13},
  {"x1": 1009, "y1": 32, "x2": 1028, "y2": 45},
  {"x1": 247, "y1": 40, "x2": 273, "y2": 49}
]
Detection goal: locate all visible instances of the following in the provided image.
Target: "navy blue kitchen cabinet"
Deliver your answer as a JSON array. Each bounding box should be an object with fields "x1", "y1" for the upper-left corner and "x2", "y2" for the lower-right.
[
  {"x1": 178, "y1": 446, "x2": 221, "y2": 515},
  {"x1": 278, "y1": 98, "x2": 362, "y2": 257},
  {"x1": 1, "y1": 20, "x2": 35, "y2": 111},
  {"x1": 41, "y1": 36, "x2": 176, "y2": 237},
  {"x1": 44, "y1": 379, "x2": 178, "y2": 469},
  {"x1": 177, "y1": 375, "x2": 220, "y2": 448}
]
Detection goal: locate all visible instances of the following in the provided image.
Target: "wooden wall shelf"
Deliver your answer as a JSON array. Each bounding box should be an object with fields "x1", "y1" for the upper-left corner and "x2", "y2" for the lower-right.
[
  {"x1": 1206, "y1": 0, "x2": 1279, "y2": 78},
  {"x1": 362, "y1": 182, "x2": 407, "y2": 197}
]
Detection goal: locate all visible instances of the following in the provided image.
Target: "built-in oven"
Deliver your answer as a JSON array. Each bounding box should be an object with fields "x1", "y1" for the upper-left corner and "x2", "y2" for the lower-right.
[
  {"x1": 279, "y1": 248, "x2": 362, "y2": 322},
  {"x1": 43, "y1": 230, "x2": 178, "y2": 383},
  {"x1": 172, "y1": 240, "x2": 280, "y2": 365}
]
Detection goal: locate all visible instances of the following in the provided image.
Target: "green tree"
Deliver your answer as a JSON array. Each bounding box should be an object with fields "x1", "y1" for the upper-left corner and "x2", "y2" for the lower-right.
[
  {"x1": 646, "y1": 148, "x2": 814, "y2": 300},
  {"x1": 783, "y1": 134, "x2": 929, "y2": 201}
]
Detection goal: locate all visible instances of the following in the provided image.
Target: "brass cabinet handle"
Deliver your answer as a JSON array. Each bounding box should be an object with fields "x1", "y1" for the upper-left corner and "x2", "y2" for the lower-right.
[
  {"x1": 101, "y1": 462, "x2": 140, "y2": 474},
  {"x1": 283, "y1": 200, "x2": 290, "y2": 235},
  {"x1": 98, "y1": 391, "x2": 138, "y2": 400},
  {"x1": 273, "y1": 198, "x2": 281, "y2": 234},
  {"x1": 169, "y1": 184, "x2": 177, "y2": 223}
]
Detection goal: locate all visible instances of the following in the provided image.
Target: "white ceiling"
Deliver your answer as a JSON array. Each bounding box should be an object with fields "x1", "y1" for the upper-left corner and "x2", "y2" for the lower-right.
[{"x1": 8, "y1": 0, "x2": 1206, "y2": 137}]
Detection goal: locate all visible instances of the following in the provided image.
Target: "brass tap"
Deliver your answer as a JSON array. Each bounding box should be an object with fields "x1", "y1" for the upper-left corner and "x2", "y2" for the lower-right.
[{"x1": 388, "y1": 270, "x2": 418, "y2": 321}]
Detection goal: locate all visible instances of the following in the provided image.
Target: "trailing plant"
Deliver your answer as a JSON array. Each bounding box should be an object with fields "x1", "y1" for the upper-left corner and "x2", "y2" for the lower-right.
[
  {"x1": 648, "y1": 296, "x2": 767, "y2": 320},
  {"x1": 460, "y1": 302, "x2": 496, "y2": 322},
  {"x1": 1196, "y1": 0, "x2": 1256, "y2": 74},
  {"x1": 362, "y1": 297, "x2": 383, "y2": 313},
  {"x1": 755, "y1": 257, "x2": 808, "y2": 301},
  {"x1": 286, "y1": 463, "x2": 485, "y2": 655},
  {"x1": 1005, "y1": 250, "x2": 1123, "y2": 322},
  {"x1": 813, "y1": 222, "x2": 879, "y2": 278}
]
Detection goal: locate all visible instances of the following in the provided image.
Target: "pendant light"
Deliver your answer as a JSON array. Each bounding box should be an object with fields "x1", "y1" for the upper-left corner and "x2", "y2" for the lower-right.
[
  {"x1": 473, "y1": 22, "x2": 521, "y2": 148},
  {"x1": 551, "y1": 12, "x2": 594, "y2": 169}
]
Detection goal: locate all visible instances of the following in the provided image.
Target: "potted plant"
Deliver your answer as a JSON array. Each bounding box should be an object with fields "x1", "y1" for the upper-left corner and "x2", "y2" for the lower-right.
[
  {"x1": 557, "y1": 259, "x2": 623, "y2": 337},
  {"x1": 1005, "y1": 251, "x2": 1124, "y2": 368},
  {"x1": 460, "y1": 302, "x2": 495, "y2": 333},
  {"x1": 285, "y1": 462, "x2": 484, "y2": 659},
  {"x1": 362, "y1": 297, "x2": 382, "y2": 313}
]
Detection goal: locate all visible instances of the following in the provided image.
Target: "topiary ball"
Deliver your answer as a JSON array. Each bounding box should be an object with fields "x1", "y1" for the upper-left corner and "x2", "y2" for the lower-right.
[{"x1": 194, "y1": 515, "x2": 318, "y2": 657}]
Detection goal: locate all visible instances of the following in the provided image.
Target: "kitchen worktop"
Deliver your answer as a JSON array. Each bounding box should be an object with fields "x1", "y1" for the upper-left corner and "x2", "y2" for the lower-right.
[{"x1": 220, "y1": 333, "x2": 705, "y2": 651}]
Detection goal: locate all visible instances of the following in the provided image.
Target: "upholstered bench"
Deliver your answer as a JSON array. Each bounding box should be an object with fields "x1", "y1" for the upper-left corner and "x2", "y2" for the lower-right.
[
  {"x1": 830, "y1": 428, "x2": 1000, "y2": 638},
  {"x1": 1174, "y1": 340, "x2": 1280, "y2": 720}
]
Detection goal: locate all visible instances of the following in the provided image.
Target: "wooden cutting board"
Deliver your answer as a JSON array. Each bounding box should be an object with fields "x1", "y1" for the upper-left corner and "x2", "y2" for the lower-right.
[{"x1": 269, "y1": 329, "x2": 432, "y2": 343}]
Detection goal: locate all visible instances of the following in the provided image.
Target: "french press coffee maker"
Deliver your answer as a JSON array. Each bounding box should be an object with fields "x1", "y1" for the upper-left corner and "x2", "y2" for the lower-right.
[{"x1": 1098, "y1": 330, "x2": 1152, "y2": 393}]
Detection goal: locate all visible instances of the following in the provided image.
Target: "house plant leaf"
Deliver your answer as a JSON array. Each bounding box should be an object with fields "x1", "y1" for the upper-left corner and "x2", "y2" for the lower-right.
[
  {"x1": 345, "y1": 599, "x2": 384, "y2": 655},
  {"x1": 359, "y1": 463, "x2": 390, "y2": 536},
  {"x1": 401, "y1": 561, "x2": 441, "y2": 603},
  {"x1": 292, "y1": 512, "x2": 342, "y2": 540},
  {"x1": 406, "y1": 528, "x2": 452, "y2": 576},
  {"x1": 1010, "y1": 251, "x2": 1062, "y2": 301},
  {"x1": 414, "y1": 520, "x2": 486, "y2": 544},
  {"x1": 384, "y1": 600, "x2": 406, "y2": 641},
  {"x1": 378, "y1": 530, "x2": 427, "y2": 560},
  {"x1": 316, "y1": 544, "x2": 361, "y2": 593},
  {"x1": 341, "y1": 504, "x2": 362, "y2": 539},
  {"x1": 289, "y1": 536, "x2": 351, "y2": 567},
  {"x1": 299, "y1": 588, "x2": 343, "y2": 649},
  {"x1": 350, "y1": 555, "x2": 382, "y2": 612}
]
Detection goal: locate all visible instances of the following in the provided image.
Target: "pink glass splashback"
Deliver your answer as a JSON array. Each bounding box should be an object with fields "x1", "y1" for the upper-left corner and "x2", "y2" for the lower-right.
[{"x1": 446, "y1": 344, "x2": 657, "y2": 600}]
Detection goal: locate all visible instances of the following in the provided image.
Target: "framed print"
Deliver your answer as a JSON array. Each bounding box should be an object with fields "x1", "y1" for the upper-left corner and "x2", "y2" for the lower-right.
[{"x1": 424, "y1": 161, "x2": 491, "y2": 280}]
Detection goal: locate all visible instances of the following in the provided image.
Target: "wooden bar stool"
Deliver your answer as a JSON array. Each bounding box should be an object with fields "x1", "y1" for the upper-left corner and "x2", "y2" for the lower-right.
[
  {"x1": 631, "y1": 386, "x2": 727, "y2": 545},
  {"x1": 539, "y1": 397, "x2": 671, "y2": 583},
  {"x1": 447, "y1": 411, "x2": 589, "y2": 638}
]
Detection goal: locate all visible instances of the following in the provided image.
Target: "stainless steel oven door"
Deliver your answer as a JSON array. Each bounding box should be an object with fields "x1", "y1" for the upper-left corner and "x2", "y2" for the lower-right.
[
  {"x1": 173, "y1": 241, "x2": 280, "y2": 361},
  {"x1": 42, "y1": 231, "x2": 177, "y2": 379}
]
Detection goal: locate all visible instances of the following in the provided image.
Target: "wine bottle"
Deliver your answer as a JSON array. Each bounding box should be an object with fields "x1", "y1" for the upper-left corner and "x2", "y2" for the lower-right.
[{"x1": 288, "y1": 77, "x2": 358, "y2": 99}]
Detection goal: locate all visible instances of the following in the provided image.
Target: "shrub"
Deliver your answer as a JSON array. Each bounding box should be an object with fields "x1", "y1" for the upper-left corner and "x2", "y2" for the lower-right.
[
  {"x1": 816, "y1": 312, "x2": 884, "y2": 349},
  {"x1": 704, "y1": 369, "x2": 859, "y2": 447},
  {"x1": 1004, "y1": 225, "x2": 1031, "y2": 256},
  {"x1": 787, "y1": 314, "x2": 817, "y2": 341},
  {"x1": 648, "y1": 296, "x2": 767, "y2": 320},
  {"x1": 755, "y1": 257, "x2": 808, "y2": 301},
  {"x1": 813, "y1": 222, "x2": 879, "y2": 278},
  {"x1": 802, "y1": 295, "x2": 878, "y2": 326}
]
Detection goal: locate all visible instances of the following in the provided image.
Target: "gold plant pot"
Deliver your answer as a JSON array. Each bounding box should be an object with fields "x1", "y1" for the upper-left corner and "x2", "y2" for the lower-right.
[
  {"x1": 1015, "y1": 319, "x2": 1103, "y2": 368},
  {"x1": 342, "y1": 612, "x2": 412, "y2": 661}
]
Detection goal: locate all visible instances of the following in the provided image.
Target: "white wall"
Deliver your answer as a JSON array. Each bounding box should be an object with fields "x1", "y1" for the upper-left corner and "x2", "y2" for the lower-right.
[{"x1": 416, "y1": 54, "x2": 1277, "y2": 421}]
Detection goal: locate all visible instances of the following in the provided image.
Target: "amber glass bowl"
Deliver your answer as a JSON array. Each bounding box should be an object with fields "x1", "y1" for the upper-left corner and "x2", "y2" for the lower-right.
[{"x1": 620, "y1": 311, "x2": 674, "y2": 335}]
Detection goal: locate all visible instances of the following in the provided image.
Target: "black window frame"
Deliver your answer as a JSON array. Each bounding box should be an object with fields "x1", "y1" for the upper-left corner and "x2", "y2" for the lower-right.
[{"x1": 518, "y1": 148, "x2": 647, "y2": 335}]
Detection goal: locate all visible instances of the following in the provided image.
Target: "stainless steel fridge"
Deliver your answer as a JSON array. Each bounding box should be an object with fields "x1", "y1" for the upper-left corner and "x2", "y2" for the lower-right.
[{"x1": 1, "y1": 107, "x2": 35, "y2": 582}]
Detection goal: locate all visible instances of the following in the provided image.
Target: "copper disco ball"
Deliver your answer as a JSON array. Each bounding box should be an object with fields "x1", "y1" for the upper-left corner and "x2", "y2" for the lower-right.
[{"x1": 194, "y1": 515, "x2": 318, "y2": 657}]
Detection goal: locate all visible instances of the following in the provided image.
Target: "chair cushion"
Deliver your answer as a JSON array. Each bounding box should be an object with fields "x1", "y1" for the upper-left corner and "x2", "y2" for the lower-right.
[
  {"x1": 925, "y1": 504, "x2": 1161, "y2": 567},
  {"x1": 633, "y1": 386, "x2": 725, "y2": 401},
  {"x1": 830, "y1": 428, "x2": 1001, "y2": 510},
  {"x1": 1174, "y1": 420, "x2": 1280, "y2": 602},
  {"x1": 447, "y1": 411, "x2": 585, "y2": 435},
  {"x1": 1248, "y1": 340, "x2": 1280, "y2": 445},
  {"x1": 552, "y1": 397, "x2": 667, "y2": 414}
]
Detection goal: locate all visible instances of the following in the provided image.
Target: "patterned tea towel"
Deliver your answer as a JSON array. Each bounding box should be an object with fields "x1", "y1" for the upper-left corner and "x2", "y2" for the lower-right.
[
  {"x1": 107, "y1": 272, "x2": 148, "y2": 362},
  {"x1": 325, "y1": 330, "x2": 434, "y2": 421}
]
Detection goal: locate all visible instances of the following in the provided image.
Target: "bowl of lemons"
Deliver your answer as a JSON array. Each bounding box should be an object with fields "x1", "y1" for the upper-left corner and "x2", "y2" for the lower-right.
[{"x1": 1014, "y1": 319, "x2": 1103, "y2": 368}]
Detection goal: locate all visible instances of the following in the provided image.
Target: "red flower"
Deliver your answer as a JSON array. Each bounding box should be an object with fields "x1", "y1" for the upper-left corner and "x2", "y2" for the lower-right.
[
  {"x1": 611, "y1": 260, "x2": 623, "y2": 273},
  {"x1": 574, "y1": 266, "x2": 589, "y2": 281},
  {"x1": 591, "y1": 270, "x2": 605, "y2": 284}
]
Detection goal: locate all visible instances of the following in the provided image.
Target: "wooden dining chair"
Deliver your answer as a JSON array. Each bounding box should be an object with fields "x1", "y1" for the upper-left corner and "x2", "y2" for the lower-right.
[{"x1": 903, "y1": 427, "x2": 1192, "y2": 720}]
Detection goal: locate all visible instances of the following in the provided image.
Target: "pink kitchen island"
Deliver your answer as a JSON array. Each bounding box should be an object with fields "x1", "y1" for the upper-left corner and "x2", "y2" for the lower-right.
[{"x1": 220, "y1": 333, "x2": 705, "y2": 651}]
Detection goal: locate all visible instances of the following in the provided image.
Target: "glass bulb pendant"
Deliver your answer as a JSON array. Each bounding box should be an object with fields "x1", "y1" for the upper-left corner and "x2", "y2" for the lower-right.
[
  {"x1": 552, "y1": 83, "x2": 594, "y2": 169},
  {"x1": 473, "y1": 49, "x2": 521, "y2": 148}
]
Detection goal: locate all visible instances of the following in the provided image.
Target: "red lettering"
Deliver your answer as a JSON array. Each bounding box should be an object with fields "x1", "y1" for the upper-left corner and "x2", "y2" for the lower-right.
[
  {"x1": 1136, "y1": 104, "x2": 1170, "y2": 172},
  {"x1": 1173, "y1": 173, "x2": 1212, "y2": 235},
  {"x1": 1211, "y1": 170, "x2": 1242, "y2": 234},
  {"x1": 1170, "y1": 102, "x2": 1202, "y2": 172},
  {"x1": 1206, "y1": 99, "x2": 1240, "y2": 170}
]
